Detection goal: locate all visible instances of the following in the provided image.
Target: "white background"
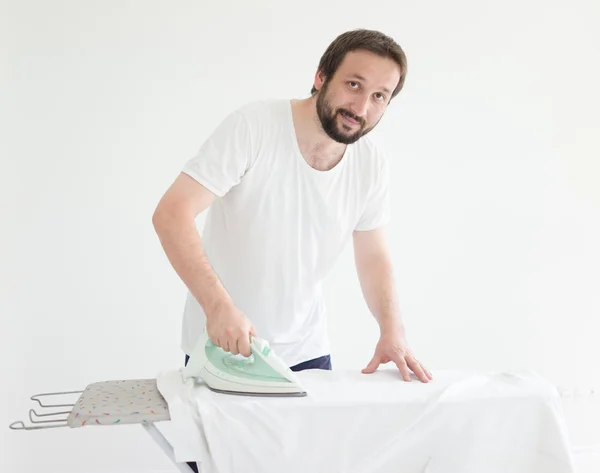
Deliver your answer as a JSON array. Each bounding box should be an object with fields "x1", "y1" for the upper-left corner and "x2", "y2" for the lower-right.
[{"x1": 1, "y1": 0, "x2": 599, "y2": 471}]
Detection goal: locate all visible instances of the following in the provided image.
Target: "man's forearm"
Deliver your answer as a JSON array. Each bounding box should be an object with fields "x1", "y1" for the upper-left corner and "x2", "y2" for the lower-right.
[
  {"x1": 153, "y1": 211, "x2": 232, "y2": 316},
  {"x1": 356, "y1": 254, "x2": 405, "y2": 335}
]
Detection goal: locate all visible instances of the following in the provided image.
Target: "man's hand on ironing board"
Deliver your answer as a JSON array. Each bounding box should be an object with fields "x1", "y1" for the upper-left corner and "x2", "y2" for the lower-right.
[
  {"x1": 352, "y1": 228, "x2": 432, "y2": 383},
  {"x1": 362, "y1": 324, "x2": 433, "y2": 383},
  {"x1": 206, "y1": 300, "x2": 257, "y2": 357}
]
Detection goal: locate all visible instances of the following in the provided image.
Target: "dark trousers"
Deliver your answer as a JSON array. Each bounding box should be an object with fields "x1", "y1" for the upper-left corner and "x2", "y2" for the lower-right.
[{"x1": 183, "y1": 353, "x2": 331, "y2": 472}]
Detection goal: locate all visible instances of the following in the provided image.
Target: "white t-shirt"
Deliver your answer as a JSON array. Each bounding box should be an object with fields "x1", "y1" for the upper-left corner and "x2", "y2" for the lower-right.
[{"x1": 180, "y1": 99, "x2": 390, "y2": 366}]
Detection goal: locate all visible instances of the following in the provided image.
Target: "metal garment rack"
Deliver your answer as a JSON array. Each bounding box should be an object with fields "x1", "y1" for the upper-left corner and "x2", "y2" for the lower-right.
[{"x1": 9, "y1": 388, "x2": 195, "y2": 473}]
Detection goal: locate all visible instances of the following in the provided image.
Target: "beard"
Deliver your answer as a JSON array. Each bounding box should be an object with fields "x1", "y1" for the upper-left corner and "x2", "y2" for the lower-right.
[{"x1": 315, "y1": 82, "x2": 376, "y2": 144}]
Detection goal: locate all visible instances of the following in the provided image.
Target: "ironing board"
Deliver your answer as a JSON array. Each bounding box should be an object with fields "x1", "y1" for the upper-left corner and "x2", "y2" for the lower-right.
[
  {"x1": 9, "y1": 370, "x2": 578, "y2": 473},
  {"x1": 9, "y1": 379, "x2": 195, "y2": 473}
]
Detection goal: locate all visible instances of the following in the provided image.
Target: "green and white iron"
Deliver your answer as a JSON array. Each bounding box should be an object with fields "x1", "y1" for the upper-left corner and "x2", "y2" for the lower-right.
[{"x1": 182, "y1": 329, "x2": 307, "y2": 397}]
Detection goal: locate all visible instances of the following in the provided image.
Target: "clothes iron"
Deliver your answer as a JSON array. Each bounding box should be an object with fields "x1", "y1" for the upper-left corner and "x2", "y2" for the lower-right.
[{"x1": 181, "y1": 329, "x2": 307, "y2": 397}]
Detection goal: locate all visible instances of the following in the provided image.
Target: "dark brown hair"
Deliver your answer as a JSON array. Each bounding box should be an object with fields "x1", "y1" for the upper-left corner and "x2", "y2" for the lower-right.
[{"x1": 311, "y1": 29, "x2": 407, "y2": 100}]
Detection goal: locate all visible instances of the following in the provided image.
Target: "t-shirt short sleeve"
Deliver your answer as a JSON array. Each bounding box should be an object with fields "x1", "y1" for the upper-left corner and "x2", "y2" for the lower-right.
[
  {"x1": 354, "y1": 155, "x2": 391, "y2": 231},
  {"x1": 182, "y1": 110, "x2": 253, "y2": 197}
]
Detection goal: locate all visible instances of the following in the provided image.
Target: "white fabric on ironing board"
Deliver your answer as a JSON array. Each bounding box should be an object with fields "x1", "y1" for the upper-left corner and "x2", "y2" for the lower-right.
[{"x1": 156, "y1": 368, "x2": 575, "y2": 473}]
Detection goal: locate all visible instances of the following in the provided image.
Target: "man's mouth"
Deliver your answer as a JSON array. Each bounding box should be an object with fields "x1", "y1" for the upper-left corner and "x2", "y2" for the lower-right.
[{"x1": 340, "y1": 111, "x2": 360, "y2": 126}]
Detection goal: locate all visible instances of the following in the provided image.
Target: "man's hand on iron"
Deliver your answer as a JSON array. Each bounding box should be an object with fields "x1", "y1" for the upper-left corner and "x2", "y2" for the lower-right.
[
  {"x1": 206, "y1": 300, "x2": 256, "y2": 357},
  {"x1": 362, "y1": 325, "x2": 432, "y2": 383}
]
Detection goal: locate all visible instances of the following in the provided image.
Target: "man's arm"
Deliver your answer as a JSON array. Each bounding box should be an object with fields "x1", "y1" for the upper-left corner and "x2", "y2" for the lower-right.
[
  {"x1": 353, "y1": 228, "x2": 432, "y2": 382},
  {"x1": 152, "y1": 172, "x2": 255, "y2": 355},
  {"x1": 353, "y1": 228, "x2": 404, "y2": 334},
  {"x1": 152, "y1": 172, "x2": 228, "y2": 313}
]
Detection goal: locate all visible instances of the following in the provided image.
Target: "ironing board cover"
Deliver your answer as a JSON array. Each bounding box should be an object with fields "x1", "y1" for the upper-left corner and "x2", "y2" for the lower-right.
[{"x1": 66, "y1": 379, "x2": 170, "y2": 427}]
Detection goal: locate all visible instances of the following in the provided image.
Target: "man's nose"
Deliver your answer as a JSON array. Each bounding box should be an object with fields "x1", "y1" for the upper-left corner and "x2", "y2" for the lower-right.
[{"x1": 350, "y1": 95, "x2": 369, "y2": 120}]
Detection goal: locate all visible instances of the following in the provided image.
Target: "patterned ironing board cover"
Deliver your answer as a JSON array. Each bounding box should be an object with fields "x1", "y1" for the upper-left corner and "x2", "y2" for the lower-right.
[{"x1": 66, "y1": 379, "x2": 170, "y2": 427}]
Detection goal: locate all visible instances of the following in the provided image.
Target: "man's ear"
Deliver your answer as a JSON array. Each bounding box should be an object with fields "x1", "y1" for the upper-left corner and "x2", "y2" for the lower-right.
[{"x1": 313, "y1": 70, "x2": 326, "y2": 92}]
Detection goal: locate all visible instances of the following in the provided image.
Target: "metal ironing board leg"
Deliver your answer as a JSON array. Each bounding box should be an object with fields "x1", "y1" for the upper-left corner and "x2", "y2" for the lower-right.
[{"x1": 142, "y1": 421, "x2": 196, "y2": 473}]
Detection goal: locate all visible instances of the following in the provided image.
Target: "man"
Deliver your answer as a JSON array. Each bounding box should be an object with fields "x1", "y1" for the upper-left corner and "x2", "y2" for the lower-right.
[{"x1": 153, "y1": 29, "x2": 432, "y2": 386}]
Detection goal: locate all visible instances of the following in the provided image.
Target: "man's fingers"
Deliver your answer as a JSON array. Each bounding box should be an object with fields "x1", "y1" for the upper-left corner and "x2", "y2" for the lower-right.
[
  {"x1": 230, "y1": 338, "x2": 240, "y2": 356},
  {"x1": 392, "y1": 355, "x2": 412, "y2": 382},
  {"x1": 238, "y1": 335, "x2": 252, "y2": 357},
  {"x1": 406, "y1": 356, "x2": 429, "y2": 383},
  {"x1": 362, "y1": 355, "x2": 381, "y2": 374},
  {"x1": 413, "y1": 357, "x2": 433, "y2": 380}
]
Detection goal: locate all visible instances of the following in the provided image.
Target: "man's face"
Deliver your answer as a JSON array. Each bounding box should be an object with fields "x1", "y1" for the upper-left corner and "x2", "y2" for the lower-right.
[{"x1": 315, "y1": 49, "x2": 400, "y2": 144}]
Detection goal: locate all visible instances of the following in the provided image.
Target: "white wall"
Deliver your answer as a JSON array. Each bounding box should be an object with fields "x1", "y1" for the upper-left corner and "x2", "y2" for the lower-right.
[{"x1": 2, "y1": 0, "x2": 599, "y2": 471}]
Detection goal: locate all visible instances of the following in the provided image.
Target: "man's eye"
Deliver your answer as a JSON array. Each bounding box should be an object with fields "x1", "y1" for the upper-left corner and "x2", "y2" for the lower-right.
[{"x1": 349, "y1": 81, "x2": 359, "y2": 88}]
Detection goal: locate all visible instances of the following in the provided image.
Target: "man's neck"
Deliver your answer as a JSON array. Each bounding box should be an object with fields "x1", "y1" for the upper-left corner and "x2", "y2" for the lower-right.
[{"x1": 291, "y1": 97, "x2": 347, "y2": 171}]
